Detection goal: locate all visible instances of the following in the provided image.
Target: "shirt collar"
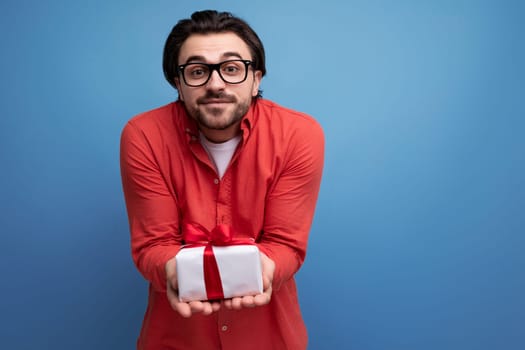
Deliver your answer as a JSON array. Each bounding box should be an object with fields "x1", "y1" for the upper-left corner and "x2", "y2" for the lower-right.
[
  {"x1": 239, "y1": 99, "x2": 258, "y2": 141},
  {"x1": 173, "y1": 101, "x2": 199, "y2": 143}
]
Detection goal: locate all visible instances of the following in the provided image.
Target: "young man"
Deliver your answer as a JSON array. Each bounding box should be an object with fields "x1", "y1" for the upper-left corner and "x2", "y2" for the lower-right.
[{"x1": 120, "y1": 10, "x2": 324, "y2": 350}]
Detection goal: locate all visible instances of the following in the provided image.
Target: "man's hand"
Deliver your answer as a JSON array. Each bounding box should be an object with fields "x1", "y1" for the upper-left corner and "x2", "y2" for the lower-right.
[
  {"x1": 165, "y1": 256, "x2": 221, "y2": 318},
  {"x1": 223, "y1": 252, "x2": 275, "y2": 310}
]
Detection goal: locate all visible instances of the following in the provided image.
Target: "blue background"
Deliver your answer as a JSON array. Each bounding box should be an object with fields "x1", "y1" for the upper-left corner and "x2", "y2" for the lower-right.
[{"x1": 1, "y1": 0, "x2": 524, "y2": 349}]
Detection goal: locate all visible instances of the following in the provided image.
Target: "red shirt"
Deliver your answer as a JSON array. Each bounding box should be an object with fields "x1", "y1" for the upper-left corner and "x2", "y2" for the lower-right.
[{"x1": 120, "y1": 99, "x2": 324, "y2": 350}]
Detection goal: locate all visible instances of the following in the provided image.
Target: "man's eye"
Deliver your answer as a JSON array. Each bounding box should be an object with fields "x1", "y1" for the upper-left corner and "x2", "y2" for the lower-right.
[
  {"x1": 189, "y1": 67, "x2": 207, "y2": 77},
  {"x1": 222, "y1": 64, "x2": 243, "y2": 75}
]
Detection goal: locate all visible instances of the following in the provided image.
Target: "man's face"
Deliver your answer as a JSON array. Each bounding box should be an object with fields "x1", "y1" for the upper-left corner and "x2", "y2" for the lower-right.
[{"x1": 175, "y1": 32, "x2": 262, "y2": 141}]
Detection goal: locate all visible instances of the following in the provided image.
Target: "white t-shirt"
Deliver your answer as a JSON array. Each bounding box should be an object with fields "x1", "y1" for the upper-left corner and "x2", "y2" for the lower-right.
[{"x1": 200, "y1": 133, "x2": 242, "y2": 178}]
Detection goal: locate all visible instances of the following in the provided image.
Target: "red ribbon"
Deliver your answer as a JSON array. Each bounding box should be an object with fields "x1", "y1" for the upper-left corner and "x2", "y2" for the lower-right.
[{"x1": 182, "y1": 223, "x2": 255, "y2": 300}]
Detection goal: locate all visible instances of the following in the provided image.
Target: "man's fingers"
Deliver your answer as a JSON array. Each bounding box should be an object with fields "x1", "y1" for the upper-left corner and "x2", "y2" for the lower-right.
[
  {"x1": 188, "y1": 300, "x2": 221, "y2": 315},
  {"x1": 223, "y1": 293, "x2": 269, "y2": 310},
  {"x1": 175, "y1": 303, "x2": 192, "y2": 318},
  {"x1": 188, "y1": 301, "x2": 205, "y2": 313},
  {"x1": 231, "y1": 297, "x2": 243, "y2": 310},
  {"x1": 253, "y1": 292, "x2": 271, "y2": 306},
  {"x1": 211, "y1": 301, "x2": 221, "y2": 312},
  {"x1": 260, "y1": 253, "x2": 275, "y2": 291},
  {"x1": 166, "y1": 283, "x2": 192, "y2": 318},
  {"x1": 262, "y1": 275, "x2": 272, "y2": 291},
  {"x1": 200, "y1": 303, "x2": 213, "y2": 315},
  {"x1": 165, "y1": 257, "x2": 221, "y2": 317},
  {"x1": 241, "y1": 295, "x2": 256, "y2": 308}
]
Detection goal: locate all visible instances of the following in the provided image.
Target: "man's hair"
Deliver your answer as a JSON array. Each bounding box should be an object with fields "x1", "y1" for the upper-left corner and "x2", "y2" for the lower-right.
[{"x1": 163, "y1": 10, "x2": 266, "y2": 96}]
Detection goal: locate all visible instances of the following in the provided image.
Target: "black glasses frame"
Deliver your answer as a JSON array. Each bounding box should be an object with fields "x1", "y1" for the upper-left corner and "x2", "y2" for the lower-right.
[{"x1": 177, "y1": 59, "x2": 253, "y2": 87}]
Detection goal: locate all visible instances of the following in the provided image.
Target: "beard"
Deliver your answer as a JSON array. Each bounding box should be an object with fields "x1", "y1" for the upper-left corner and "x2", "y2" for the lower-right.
[{"x1": 187, "y1": 91, "x2": 252, "y2": 131}]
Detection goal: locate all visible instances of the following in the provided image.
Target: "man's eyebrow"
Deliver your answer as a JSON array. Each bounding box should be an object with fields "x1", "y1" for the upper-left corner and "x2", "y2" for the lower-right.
[
  {"x1": 221, "y1": 52, "x2": 243, "y2": 60},
  {"x1": 182, "y1": 52, "x2": 244, "y2": 64},
  {"x1": 184, "y1": 55, "x2": 206, "y2": 64}
]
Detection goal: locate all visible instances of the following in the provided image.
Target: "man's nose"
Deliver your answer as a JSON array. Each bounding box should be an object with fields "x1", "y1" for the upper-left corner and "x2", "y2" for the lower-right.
[{"x1": 206, "y1": 69, "x2": 226, "y2": 89}]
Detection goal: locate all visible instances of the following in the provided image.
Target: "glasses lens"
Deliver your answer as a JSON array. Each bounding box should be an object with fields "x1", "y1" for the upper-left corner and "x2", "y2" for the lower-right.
[
  {"x1": 219, "y1": 60, "x2": 247, "y2": 84},
  {"x1": 182, "y1": 60, "x2": 249, "y2": 87},
  {"x1": 183, "y1": 64, "x2": 210, "y2": 86}
]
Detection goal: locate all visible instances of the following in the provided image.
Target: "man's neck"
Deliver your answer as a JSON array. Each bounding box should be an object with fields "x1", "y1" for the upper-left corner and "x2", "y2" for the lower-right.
[{"x1": 199, "y1": 120, "x2": 242, "y2": 143}]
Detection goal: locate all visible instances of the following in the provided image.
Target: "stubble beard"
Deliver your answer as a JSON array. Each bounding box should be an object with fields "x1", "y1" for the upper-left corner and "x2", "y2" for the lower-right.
[{"x1": 188, "y1": 92, "x2": 252, "y2": 131}]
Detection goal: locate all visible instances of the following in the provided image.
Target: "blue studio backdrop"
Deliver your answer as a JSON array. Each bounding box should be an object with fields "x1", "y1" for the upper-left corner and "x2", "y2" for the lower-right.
[{"x1": 1, "y1": 1, "x2": 524, "y2": 349}]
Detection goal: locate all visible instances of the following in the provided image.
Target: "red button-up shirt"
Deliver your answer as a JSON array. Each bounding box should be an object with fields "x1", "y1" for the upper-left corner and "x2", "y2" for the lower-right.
[{"x1": 120, "y1": 99, "x2": 324, "y2": 349}]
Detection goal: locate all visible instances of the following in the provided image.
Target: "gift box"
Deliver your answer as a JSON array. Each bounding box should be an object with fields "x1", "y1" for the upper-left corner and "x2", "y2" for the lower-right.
[{"x1": 176, "y1": 224, "x2": 263, "y2": 302}]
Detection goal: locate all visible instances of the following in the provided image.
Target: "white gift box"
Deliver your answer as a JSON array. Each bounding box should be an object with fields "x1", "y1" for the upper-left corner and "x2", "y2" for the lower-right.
[{"x1": 176, "y1": 245, "x2": 263, "y2": 302}]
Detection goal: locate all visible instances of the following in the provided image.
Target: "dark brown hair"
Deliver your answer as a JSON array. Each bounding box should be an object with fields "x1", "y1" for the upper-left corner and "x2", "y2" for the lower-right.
[{"x1": 163, "y1": 10, "x2": 266, "y2": 96}]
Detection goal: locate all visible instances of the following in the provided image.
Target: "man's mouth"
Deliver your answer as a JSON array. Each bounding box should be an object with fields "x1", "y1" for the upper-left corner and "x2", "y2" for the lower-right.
[
  {"x1": 201, "y1": 99, "x2": 232, "y2": 104},
  {"x1": 197, "y1": 94, "x2": 236, "y2": 105}
]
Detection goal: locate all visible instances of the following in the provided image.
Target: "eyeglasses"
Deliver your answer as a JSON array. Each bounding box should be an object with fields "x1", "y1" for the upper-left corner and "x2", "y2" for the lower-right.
[{"x1": 177, "y1": 59, "x2": 253, "y2": 87}]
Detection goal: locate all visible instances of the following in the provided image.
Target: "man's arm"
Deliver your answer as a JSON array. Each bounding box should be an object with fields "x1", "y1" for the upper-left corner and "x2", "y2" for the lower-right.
[
  {"x1": 225, "y1": 118, "x2": 324, "y2": 310},
  {"x1": 120, "y1": 121, "x2": 182, "y2": 292},
  {"x1": 257, "y1": 120, "x2": 325, "y2": 290}
]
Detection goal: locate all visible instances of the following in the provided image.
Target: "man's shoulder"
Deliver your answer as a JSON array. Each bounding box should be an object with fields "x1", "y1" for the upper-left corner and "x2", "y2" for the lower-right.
[
  {"x1": 253, "y1": 99, "x2": 324, "y2": 166},
  {"x1": 126, "y1": 101, "x2": 179, "y2": 128},
  {"x1": 121, "y1": 101, "x2": 186, "y2": 145},
  {"x1": 255, "y1": 99, "x2": 323, "y2": 134}
]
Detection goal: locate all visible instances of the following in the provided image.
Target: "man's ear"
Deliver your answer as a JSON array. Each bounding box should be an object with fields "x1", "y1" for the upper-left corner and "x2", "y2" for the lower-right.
[
  {"x1": 174, "y1": 77, "x2": 184, "y2": 101},
  {"x1": 252, "y1": 70, "x2": 262, "y2": 97}
]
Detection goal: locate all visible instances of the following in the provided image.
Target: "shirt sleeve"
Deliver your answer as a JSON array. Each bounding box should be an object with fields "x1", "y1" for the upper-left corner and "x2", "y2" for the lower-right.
[
  {"x1": 120, "y1": 121, "x2": 182, "y2": 292},
  {"x1": 258, "y1": 119, "x2": 325, "y2": 290}
]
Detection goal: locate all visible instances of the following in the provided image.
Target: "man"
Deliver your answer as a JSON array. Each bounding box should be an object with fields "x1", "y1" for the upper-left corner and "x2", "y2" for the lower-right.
[{"x1": 120, "y1": 9, "x2": 324, "y2": 350}]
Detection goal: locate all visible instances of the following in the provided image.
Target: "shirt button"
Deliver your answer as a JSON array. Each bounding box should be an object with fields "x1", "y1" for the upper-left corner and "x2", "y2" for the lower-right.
[
  {"x1": 221, "y1": 325, "x2": 228, "y2": 332},
  {"x1": 214, "y1": 178, "x2": 219, "y2": 184}
]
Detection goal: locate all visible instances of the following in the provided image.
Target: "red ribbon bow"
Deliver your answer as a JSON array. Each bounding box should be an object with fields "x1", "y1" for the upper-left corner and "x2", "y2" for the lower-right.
[{"x1": 183, "y1": 223, "x2": 254, "y2": 300}]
